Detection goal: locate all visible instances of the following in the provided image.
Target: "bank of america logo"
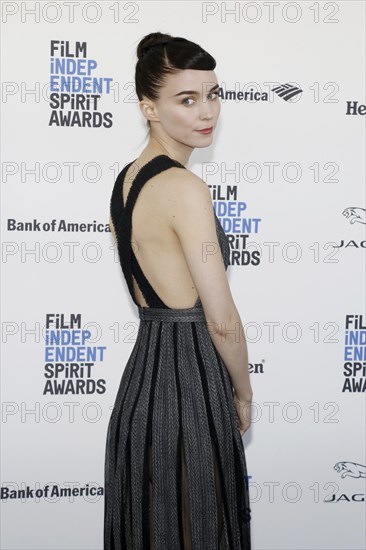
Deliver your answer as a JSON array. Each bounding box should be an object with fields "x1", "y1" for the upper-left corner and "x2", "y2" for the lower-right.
[{"x1": 272, "y1": 83, "x2": 303, "y2": 101}]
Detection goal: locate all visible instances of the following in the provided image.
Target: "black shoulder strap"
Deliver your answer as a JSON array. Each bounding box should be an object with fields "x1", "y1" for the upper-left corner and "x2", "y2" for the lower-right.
[
  {"x1": 111, "y1": 155, "x2": 185, "y2": 308},
  {"x1": 124, "y1": 155, "x2": 185, "y2": 213}
]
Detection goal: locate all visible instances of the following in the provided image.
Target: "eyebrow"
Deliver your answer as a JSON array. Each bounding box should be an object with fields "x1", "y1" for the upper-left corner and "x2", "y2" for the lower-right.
[{"x1": 173, "y1": 83, "x2": 220, "y2": 97}]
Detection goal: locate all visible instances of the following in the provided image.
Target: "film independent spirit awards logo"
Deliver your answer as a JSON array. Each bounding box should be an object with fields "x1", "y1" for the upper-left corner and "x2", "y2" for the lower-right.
[
  {"x1": 49, "y1": 40, "x2": 113, "y2": 128},
  {"x1": 43, "y1": 313, "x2": 107, "y2": 395},
  {"x1": 342, "y1": 315, "x2": 365, "y2": 393}
]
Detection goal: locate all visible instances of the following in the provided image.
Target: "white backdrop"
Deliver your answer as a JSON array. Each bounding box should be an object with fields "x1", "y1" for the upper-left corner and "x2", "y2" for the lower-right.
[{"x1": 1, "y1": 1, "x2": 365, "y2": 549}]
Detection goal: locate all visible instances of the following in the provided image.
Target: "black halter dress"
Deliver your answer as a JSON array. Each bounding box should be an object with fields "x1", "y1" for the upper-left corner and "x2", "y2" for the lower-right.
[{"x1": 104, "y1": 154, "x2": 251, "y2": 549}]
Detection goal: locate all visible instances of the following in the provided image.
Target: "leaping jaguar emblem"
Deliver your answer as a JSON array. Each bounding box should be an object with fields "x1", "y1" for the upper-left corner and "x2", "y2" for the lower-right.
[
  {"x1": 342, "y1": 207, "x2": 366, "y2": 225},
  {"x1": 334, "y1": 461, "x2": 366, "y2": 479}
]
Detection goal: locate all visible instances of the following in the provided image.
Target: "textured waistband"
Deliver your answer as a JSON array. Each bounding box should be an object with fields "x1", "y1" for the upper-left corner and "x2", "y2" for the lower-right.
[{"x1": 138, "y1": 305, "x2": 206, "y2": 322}]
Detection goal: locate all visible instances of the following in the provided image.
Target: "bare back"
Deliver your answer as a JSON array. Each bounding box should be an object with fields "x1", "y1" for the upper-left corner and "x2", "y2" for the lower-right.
[
  {"x1": 110, "y1": 154, "x2": 231, "y2": 315},
  {"x1": 122, "y1": 157, "x2": 199, "y2": 308}
]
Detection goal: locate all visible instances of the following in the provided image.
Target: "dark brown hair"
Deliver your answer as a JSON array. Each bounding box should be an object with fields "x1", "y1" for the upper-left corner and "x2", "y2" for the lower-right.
[{"x1": 135, "y1": 32, "x2": 216, "y2": 103}]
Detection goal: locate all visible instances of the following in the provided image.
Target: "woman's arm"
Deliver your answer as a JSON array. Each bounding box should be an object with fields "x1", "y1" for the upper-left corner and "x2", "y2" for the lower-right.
[{"x1": 167, "y1": 169, "x2": 253, "y2": 401}]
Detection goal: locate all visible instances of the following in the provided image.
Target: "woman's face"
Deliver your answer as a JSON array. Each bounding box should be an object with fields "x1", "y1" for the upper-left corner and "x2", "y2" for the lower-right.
[{"x1": 145, "y1": 69, "x2": 221, "y2": 148}]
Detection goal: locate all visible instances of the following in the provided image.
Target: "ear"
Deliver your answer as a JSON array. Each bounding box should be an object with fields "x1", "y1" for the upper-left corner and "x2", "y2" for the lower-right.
[{"x1": 139, "y1": 99, "x2": 160, "y2": 123}]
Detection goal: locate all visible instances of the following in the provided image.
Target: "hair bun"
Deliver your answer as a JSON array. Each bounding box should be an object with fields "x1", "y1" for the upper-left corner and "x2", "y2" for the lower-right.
[
  {"x1": 134, "y1": 33, "x2": 215, "y2": 103},
  {"x1": 137, "y1": 32, "x2": 173, "y2": 60}
]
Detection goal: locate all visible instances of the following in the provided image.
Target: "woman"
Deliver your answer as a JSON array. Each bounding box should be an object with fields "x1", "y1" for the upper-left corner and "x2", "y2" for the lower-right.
[{"x1": 104, "y1": 32, "x2": 253, "y2": 550}]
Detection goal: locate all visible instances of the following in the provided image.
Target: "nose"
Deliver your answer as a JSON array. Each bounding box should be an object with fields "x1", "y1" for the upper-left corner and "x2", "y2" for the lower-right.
[{"x1": 199, "y1": 98, "x2": 214, "y2": 120}]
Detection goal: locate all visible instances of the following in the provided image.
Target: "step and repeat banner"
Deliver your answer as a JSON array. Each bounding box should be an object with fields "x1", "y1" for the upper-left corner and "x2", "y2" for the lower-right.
[{"x1": 1, "y1": 1, "x2": 365, "y2": 549}]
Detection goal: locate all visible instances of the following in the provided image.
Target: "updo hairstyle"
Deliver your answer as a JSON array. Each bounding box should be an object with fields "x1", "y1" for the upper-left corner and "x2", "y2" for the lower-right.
[{"x1": 135, "y1": 32, "x2": 216, "y2": 120}]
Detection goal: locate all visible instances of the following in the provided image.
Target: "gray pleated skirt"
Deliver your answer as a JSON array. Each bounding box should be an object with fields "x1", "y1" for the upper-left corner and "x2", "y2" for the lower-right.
[{"x1": 104, "y1": 305, "x2": 251, "y2": 550}]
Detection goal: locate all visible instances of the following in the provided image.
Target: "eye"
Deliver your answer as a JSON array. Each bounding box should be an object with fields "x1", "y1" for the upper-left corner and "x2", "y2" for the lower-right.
[
  {"x1": 182, "y1": 97, "x2": 194, "y2": 106},
  {"x1": 207, "y1": 91, "x2": 219, "y2": 100}
]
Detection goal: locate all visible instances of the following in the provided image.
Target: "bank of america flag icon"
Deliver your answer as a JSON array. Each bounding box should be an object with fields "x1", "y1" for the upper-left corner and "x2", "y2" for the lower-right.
[{"x1": 272, "y1": 83, "x2": 303, "y2": 101}]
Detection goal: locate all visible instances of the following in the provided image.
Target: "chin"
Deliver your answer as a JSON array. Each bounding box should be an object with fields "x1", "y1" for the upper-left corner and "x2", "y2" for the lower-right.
[
  {"x1": 194, "y1": 142, "x2": 214, "y2": 149},
  {"x1": 187, "y1": 135, "x2": 215, "y2": 147},
  {"x1": 174, "y1": 133, "x2": 215, "y2": 149},
  {"x1": 194, "y1": 137, "x2": 214, "y2": 148}
]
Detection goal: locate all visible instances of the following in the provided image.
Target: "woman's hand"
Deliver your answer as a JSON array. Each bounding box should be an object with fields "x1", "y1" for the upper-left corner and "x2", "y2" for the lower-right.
[{"x1": 234, "y1": 394, "x2": 252, "y2": 436}]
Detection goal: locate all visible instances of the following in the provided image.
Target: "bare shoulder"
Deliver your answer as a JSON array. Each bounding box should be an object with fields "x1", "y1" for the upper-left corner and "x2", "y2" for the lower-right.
[
  {"x1": 159, "y1": 166, "x2": 212, "y2": 211},
  {"x1": 166, "y1": 166, "x2": 208, "y2": 191}
]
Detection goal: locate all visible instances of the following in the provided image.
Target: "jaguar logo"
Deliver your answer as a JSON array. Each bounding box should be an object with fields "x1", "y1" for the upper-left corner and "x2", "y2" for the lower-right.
[
  {"x1": 342, "y1": 207, "x2": 366, "y2": 225},
  {"x1": 324, "y1": 461, "x2": 366, "y2": 503},
  {"x1": 334, "y1": 461, "x2": 366, "y2": 479}
]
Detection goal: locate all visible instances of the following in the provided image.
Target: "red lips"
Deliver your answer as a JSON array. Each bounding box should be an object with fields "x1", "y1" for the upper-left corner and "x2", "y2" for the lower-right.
[{"x1": 196, "y1": 127, "x2": 213, "y2": 134}]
